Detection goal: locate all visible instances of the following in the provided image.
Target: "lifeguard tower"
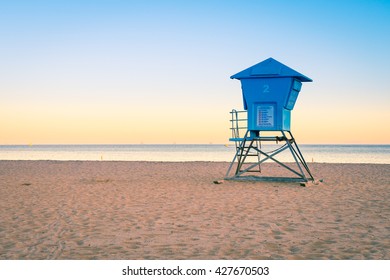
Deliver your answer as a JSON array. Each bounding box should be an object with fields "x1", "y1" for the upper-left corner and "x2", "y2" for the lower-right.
[{"x1": 226, "y1": 57, "x2": 314, "y2": 182}]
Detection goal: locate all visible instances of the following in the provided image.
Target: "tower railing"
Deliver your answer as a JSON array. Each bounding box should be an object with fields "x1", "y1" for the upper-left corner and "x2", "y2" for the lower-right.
[{"x1": 229, "y1": 109, "x2": 247, "y2": 141}]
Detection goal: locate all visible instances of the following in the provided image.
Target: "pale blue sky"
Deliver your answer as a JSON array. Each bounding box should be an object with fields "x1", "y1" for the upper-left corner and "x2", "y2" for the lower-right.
[{"x1": 1, "y1": 0, "x2": 389, "y2": 144}]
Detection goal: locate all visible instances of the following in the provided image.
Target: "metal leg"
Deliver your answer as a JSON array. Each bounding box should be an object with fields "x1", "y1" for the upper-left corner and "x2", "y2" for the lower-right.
[
  {"x1": 281, "y1": 131, "x2": 307, "y2": 181},
  {"x1": 286, "y1": 131, "x2": 314, "y2": 181}
]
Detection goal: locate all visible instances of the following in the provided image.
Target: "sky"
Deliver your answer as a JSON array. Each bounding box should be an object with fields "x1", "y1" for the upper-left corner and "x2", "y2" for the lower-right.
[{"x1": 1, "y1": 0, "x2": 389, "y2": 144}]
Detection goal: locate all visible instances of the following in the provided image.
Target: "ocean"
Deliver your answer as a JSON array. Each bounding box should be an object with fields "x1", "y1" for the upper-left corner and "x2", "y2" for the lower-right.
[{"x1": 0, "y1": 144, "x2": 389, "y2": 164}]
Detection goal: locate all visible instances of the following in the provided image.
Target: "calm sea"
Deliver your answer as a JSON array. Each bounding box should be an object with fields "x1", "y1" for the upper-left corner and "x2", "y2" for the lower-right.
[{"x1": 0, "y1": 144, "x2": 389, "y2": 164}]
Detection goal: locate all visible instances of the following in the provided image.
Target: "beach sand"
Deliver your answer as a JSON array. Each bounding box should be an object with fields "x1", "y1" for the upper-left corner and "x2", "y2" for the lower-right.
[{"x1": 0, "y1": 161, "x2": 389, "y2": 260}]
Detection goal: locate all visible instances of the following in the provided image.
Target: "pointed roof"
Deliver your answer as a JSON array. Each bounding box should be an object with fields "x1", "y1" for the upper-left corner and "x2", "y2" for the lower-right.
[{"x1": 230, "y1": 57, "x2": 312, "y2": 82}]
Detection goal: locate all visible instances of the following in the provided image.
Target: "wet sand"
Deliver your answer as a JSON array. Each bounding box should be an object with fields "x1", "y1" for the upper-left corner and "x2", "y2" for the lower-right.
[{"x1": 0, "y1": 161, "x2": 389, "y2": 259}]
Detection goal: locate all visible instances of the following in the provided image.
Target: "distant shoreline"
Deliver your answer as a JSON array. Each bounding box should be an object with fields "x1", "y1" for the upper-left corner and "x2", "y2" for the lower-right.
[
  {"x1": 0, "y1": 159, "x2": 390, "y2": 166},
  {"x1": 1, "y1": 143, "x2": 389, "y2": 146},
  {"x1": 1, "y1": 144, "x2": 389, "y2": 164}
]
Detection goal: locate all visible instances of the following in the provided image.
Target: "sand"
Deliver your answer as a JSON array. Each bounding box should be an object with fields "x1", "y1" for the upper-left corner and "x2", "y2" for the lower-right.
[{"x1": 0, "y1": 160, "x2": 389, "y2": 260}]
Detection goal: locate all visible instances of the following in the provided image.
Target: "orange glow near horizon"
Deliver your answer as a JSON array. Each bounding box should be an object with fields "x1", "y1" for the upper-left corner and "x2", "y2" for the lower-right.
[{"x1": 1, "y1": 95, "x2": 389, "y2": 145}]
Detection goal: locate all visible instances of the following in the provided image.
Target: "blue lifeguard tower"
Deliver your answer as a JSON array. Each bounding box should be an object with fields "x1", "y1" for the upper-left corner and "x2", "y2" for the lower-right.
[{"x1": 226, "y1": 57, "x2": 314, "y2": 182}]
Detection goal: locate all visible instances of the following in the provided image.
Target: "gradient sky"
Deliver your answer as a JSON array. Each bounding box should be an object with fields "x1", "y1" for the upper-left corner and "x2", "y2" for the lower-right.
[{"x1": 1, "y1": 0, "x2": 389, "y2": 144}]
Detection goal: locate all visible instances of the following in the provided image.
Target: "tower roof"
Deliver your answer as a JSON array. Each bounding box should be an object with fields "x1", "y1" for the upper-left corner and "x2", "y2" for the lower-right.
[{"x1": 230, "y1": 57, "x2": 312, "y2": 82}]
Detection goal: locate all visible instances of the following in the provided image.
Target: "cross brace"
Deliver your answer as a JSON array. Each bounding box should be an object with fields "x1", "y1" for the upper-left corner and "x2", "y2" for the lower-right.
[{"x1": 225, "y1": 130, "x2": 314, "y2": 182}]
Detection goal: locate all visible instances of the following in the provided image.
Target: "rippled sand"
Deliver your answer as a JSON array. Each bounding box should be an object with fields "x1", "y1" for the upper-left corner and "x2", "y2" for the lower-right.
[{"x1": 0, "y1": 161, "x2": 389, "y2": 259}]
